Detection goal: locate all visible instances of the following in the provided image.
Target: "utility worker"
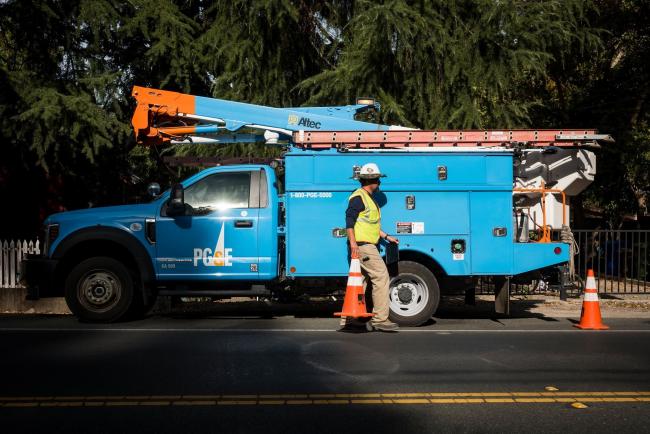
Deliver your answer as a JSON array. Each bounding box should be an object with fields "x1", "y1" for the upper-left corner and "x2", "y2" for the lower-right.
[{"x1": 345, "y1": 163, "x2": 400, "y2": 332}]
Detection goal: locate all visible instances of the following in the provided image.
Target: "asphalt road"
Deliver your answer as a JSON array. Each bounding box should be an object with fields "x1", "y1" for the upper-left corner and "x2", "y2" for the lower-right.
[{"x1": 1, "y1": 303, "x2": 650, "y2": 433}]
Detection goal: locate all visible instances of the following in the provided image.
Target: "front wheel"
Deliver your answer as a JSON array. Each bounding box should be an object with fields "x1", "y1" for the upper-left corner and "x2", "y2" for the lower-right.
[
  {"x1": 64, "y1": 257, "x2": 136, "y2": 322},
  {"x1": 388, "y1": 261, "x2": 440, "y2": 326}
]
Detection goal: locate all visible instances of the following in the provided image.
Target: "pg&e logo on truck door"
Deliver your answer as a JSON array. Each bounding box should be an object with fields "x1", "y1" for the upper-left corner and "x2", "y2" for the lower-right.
[{"x1": 193, "y1": 222, "x2": 233, "y2": 267}]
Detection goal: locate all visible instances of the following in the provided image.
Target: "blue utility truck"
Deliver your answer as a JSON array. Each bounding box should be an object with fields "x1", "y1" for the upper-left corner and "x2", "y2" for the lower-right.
[{"x1": 22, "y1": 87, "x2": 611, "y2": 324}]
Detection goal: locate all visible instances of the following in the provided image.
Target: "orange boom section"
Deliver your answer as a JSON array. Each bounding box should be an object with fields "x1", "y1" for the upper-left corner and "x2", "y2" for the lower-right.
[{"x1": 131, "y1": 86, "x2": 196, "y2": 145}]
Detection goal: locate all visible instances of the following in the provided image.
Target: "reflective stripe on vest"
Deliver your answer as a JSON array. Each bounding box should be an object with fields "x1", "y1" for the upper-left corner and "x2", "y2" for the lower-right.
[{"x1": 349, "y1": 188, "x2": 381, "y2": 244}]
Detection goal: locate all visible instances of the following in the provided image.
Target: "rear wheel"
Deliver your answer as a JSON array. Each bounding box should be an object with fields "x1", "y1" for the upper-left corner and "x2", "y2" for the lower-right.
[
  {"x1": 388, "y1": 261, "x2": 440, "y2": 326},
  {"x1": 64, "y1": 257, "x2": 136, "y2": 322}
]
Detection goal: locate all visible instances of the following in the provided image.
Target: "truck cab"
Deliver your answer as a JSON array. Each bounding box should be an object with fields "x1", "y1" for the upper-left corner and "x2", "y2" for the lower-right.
[{"x1": 24, "y1": 164, "x2": 281, "y2": 322}]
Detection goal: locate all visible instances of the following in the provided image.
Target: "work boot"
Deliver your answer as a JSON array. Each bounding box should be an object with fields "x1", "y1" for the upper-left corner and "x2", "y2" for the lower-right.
[{"x1": 367, "y1": 320, "x2": 399, "y2": 332}]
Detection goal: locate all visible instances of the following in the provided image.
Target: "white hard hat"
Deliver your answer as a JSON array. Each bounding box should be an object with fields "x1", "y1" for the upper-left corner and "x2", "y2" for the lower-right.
[{"x1": 358, "y1": 163, "x2": 386, "y2": 179}]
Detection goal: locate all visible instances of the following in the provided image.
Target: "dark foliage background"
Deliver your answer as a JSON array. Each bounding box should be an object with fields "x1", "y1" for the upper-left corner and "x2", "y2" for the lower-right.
[{"x1": 0, "y1": 0, "x2": 648, "y2": 237}]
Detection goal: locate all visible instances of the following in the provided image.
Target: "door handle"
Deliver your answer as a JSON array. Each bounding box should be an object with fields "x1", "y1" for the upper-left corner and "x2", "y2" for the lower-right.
[{"x1": 234, "y1": 220, "x2": 254, "y2": 228}]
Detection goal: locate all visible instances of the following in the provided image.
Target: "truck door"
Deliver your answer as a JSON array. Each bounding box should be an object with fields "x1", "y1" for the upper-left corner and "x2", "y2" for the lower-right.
[{"x1": 155, "y1": 170, "x2": 260, "y2": 280}]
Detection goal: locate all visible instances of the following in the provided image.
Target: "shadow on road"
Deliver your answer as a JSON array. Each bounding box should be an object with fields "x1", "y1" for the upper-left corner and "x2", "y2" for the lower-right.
[
  {"x1": 435, "y1": 296, "x2": 560, "y2": 322},
  {"x1": 151, "y1": 295, "x2": 561, "y2": 323}
]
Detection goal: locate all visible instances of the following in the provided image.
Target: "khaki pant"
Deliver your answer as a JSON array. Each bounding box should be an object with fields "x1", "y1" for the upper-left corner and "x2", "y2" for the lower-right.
[{"x1": 358, "y1": 243, "x2": 390, "y2": 324}]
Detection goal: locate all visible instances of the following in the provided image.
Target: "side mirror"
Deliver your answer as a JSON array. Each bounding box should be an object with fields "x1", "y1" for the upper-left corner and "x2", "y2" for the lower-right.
[
  {"x1": 147, "y1": 182, "x2": 161, "y2": 198},
  {"x1": 167, "y1": 183, "x2": 186, "y2": 216}
]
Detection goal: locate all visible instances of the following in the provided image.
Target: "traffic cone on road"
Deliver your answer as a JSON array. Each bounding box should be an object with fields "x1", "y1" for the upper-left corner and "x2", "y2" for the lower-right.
[
  {"x1": 335, "y1": 255, "x2": 374, "y2": 319},
  {"x1": 574, "y1": 269, "x2": 609, "y2": 330}
]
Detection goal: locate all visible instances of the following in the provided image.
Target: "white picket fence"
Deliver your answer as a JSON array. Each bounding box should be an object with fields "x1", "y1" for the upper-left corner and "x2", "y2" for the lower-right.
[{"x1": 1, "y1": 239, "x2": 40, "y2": 288}]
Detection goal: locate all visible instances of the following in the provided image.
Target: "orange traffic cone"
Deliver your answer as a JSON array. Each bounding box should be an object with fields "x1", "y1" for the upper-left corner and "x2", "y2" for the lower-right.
[
  {"x1": 335, "y1": 255, "x2": 374, "y2": 319},
  {"x1": 574, "y1": 269, "x2": 609, "y2": 330}
]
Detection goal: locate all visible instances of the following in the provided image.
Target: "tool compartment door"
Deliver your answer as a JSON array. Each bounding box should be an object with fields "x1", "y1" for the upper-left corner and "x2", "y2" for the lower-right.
[
  {"x1": 285, "y1": 191, "x2": 349, "y2": 276},
  {"x1": 469, "y1": 191, "x2": 513, "y2": 274}
]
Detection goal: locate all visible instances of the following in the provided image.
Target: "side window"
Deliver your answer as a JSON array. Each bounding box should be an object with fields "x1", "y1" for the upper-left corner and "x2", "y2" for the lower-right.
[{"x1": 184, "y1": 172, "x2": 251, "y2": 210}]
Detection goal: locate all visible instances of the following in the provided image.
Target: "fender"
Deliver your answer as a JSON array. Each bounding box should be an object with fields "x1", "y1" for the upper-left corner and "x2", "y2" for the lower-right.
[
  {"x1": 52, "y1": 226, "x2": 156, "y2": 288},
  {"x1": 396, "y1": 248, "x2": 449, "y2": 277}
]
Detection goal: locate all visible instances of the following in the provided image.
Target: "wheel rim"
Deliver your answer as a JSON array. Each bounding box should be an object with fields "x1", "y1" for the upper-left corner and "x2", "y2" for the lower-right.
[
  {"x1": 77, "y1": 270, "x2": 122, "y2": 313},
  {"x1": 389, "y1": 273, "x2": 429, "y2": 317}
]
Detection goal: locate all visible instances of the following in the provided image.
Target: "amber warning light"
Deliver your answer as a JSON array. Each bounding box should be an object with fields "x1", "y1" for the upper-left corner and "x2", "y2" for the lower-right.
[{"x1": 356, "y1": 97, "x2": 376, "y2": 106}]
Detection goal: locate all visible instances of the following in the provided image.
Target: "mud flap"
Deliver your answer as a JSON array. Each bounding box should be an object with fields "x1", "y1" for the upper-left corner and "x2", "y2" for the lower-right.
[{"x1": 494, "y1": 276, "x2": 510, "y2": 315}]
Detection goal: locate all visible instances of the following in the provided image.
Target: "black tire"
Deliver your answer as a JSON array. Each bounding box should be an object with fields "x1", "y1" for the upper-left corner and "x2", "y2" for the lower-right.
[
  {"x1": 388, "y1": 261, "x2": 440, "y2": 327},
  {"x1": 64, "y1": 257, "x2": 136, "y2": 322}
]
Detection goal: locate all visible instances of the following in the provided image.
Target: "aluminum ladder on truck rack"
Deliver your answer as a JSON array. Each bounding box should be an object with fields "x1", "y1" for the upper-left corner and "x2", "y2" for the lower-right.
[{"x1": 292, "y1": 130, "x2": 613, "y2": 150}]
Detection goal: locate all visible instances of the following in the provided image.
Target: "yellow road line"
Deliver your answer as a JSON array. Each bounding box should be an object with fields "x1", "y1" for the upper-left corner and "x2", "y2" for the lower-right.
[
  {"x1": 392, "y1": 398, "x2": 430, "y2": 404},
  {"x1": 3, "y1": 391, "x2": 650, "y2": 408},
  {"x1": 4, "y1": 402, "x2": 39, "y2": 408},
  {"x1": 105, "y1": 401, "x2": 138, "y2": 407},
  {"x1": 428, "y1": 399, "x2": 457, "y2": 403},
  {"x1": 55, "y1": 402, "x2": 84, "y2": 407},
  {"x1": 172, "y1": 400, "x2": 216, "y2": 406},
  {"x1": 514, "y1": 398, "x2": 556, "y2": 403},
  {"x1": 216, "y1": 400, "x2": 256, "y2": 405},
  {"x1": 312, "y1": 399, "x2": 349, "y2": 404},
  {"x1": 182, "y1": 395, "x2": 221, "y2": 400},
  {"x1": 3, "y1": 391, "x2": 650, "y2": 402}
]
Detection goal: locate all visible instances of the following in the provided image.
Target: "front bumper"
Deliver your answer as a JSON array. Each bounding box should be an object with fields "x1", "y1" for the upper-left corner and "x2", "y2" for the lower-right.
[{"x1": 20, "y1": 255, "x2": 59, "y2": 299}]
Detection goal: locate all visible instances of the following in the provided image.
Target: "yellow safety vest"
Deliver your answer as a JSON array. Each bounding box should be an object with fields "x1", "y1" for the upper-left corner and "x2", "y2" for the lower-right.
[{"x1": 349, "y1": 188, "x2": 381, "y2": 244}]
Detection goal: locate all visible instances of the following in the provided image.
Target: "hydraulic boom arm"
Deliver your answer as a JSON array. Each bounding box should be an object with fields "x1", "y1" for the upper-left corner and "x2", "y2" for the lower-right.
[{"x1": 131, "y1": 86, "x2": 400, "y2": 146}]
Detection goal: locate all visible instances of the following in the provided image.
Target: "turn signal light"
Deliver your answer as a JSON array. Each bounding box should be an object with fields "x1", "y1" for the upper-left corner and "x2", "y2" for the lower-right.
[
  {"x1": 47, "y1": 224, "x2": 60, "y2": 247},
  {"x1": 554, "y1": 247, "x2": 562, "y2": 255}
]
